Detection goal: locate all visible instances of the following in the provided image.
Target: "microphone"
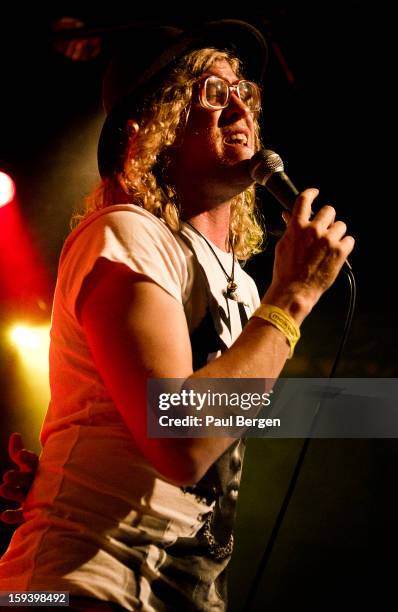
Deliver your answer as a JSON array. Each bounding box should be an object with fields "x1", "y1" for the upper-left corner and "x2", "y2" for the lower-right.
[
  {"x1": 248, "y1": 148, "x2": 352, "y2": 271},
  {"x1": 248, "y1": 149, "x2": 299, "y2": 212}
]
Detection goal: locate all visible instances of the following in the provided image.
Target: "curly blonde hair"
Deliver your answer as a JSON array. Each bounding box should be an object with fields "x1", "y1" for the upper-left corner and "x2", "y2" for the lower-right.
[{"x1": 76, "y1": 48, "x2": 265, "y2": 261}]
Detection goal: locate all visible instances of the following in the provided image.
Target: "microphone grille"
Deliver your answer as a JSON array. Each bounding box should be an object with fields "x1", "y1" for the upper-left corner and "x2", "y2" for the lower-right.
[{"x1": 249, "y1": 149, "x2": 284, "y2": 185}]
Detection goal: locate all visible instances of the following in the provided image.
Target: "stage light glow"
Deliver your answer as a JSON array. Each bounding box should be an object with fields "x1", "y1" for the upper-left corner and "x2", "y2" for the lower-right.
[
  {"x1": 9, "y1": 322, "x2": 50, "y2": 381},
  {"x1": 7, "y1": 322, "x2": 51, "y2": 431},
  {"x1": 9, "y1": 323, "x2": 50, "y2": 358},
  {"x1": 0, "y1": 171, "x2": 16, "y2": 207},
  {"x1": 0, "y1": 197, "x2": 51, "y2": 309},
  {"x1": 10, "y1": 325, "x2": 41, "y2": 349}
]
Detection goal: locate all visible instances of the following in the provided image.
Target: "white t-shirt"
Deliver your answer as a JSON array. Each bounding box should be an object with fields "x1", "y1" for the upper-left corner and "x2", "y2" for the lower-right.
[{"x1": 0, "y1": 204, "x2": 260, "y2": 611}]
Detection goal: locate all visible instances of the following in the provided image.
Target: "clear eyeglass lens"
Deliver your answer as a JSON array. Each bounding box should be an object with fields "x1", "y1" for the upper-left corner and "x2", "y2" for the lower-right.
[
  {"x1": 238, "y1": 81, "x2": 257, "y2": 109},
  {"x1": 205, "y1": 78, "x2": 228, "y2": 107}
]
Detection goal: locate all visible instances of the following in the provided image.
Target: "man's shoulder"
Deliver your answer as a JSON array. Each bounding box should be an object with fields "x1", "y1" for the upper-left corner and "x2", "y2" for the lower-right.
[
  {"x1": 62, "y1": 204, "x2": 178, "y2": 259},
  {"x1": 73, "y1": 203, "x2": 171, "y2": 237}
]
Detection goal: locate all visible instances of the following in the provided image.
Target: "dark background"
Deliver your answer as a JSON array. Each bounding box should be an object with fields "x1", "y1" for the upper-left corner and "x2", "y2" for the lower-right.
[{"x1": 0, "y1": 3, "x2": 396, "y2": 610}]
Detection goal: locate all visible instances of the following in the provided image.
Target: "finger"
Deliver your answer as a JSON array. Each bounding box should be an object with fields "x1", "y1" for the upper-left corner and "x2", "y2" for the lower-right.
[
  {"x1": 1, "y1": 509, "x2": 24, "y2": 525},
  {"x1": 8, "y1": 432, "x2": 24, "y2": 465},
  {"x1": 4, "y1": 470, "x2": 34, "y2": 488},
  {"x1": 327, "y1": 220, "x2": 347, "y2": 241},
  {"x1": 281, "y1": 211, "x2": 291, "y2": 225},
  {"x1": 292, "y1": 189, "x2": 319, "y2": 225},
  {"x1": 0, "y1": 484, "x2": 25, "y2": 503},
  {"x1": 18, "y1": 450, "x2": 39, "y2": 472},
  {"x1": 339, "y1": 234, "x2": 355, "y2": 257},
  {"x1": 312, "y1": 205, "x2": 336, "y2": 229}
]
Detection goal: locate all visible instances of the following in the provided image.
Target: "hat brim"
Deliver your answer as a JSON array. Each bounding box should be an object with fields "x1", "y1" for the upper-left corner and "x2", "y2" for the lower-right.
[{"x1": 98, "y1": 19, "x2": 268, "y2": 178}]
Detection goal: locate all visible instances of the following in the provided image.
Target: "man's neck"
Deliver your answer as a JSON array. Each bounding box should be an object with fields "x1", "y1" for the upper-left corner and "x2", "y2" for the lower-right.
[{"x1": 184, "y1": 203, "x2": 231, "y2": 252}]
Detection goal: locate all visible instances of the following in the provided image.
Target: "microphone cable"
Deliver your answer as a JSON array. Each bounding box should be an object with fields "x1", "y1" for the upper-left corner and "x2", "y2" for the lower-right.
[{"x1": 243, "y1": 185, "x2": 357, "y2": 611}]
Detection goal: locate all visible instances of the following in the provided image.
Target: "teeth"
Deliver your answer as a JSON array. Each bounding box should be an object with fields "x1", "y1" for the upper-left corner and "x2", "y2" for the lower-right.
[{"x1": 224, "y1": 133, "x2": 248, "y2": 146}]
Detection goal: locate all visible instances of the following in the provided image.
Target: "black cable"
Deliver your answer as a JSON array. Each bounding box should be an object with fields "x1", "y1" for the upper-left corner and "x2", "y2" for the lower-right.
[{"x1": 243, "y1": 264, "x2": 357, "y2": 611}]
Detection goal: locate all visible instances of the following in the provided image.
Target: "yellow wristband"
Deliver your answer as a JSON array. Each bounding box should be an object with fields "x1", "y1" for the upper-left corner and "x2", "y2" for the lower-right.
[{"x1": 251, "y1": 303, "x2": 301, "y2": 359}]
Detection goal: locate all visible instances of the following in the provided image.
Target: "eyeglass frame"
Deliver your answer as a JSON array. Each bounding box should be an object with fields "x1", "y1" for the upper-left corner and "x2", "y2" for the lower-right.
[{"x1": 196, "y1": 75, "x2": 261, "y2": 112}]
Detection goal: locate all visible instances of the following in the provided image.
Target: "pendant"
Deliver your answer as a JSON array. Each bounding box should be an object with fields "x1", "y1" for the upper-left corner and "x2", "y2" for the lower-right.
[{"x1": 225, "y1": 280, "x2": 238, "y2": 300}]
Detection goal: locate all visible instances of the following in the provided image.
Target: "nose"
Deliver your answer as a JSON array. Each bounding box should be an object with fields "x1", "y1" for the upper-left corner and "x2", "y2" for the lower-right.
[
  {"x1": 230, "y1": 445, "x2": 242, "y2": 471},
  {"x1": 222, "y1": 90, "x2": 252, "y2": 122}
]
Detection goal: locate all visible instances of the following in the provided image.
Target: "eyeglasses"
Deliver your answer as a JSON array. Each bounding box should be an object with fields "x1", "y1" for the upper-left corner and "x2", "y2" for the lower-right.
[{"x1": 197, "y1": 75, "x2": 261, "y2": 112}]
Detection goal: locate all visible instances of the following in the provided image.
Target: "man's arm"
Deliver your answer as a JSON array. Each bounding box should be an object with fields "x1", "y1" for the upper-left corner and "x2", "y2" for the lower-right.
[{"x1": 79, "y1": 190, "x2": 354, "y2": 485}]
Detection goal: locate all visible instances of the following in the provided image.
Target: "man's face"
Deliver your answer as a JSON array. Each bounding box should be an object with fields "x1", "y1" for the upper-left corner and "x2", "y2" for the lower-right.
[{"x1": 169, "y1": 58, "x2": 258, "y2": 201}]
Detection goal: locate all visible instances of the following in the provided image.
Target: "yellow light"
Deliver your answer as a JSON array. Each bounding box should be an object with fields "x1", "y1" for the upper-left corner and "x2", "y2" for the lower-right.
[
  {"x1": 10, "y1": 325, "x2": 42, "y2": 350},
  {"x1": 7, "y1": 322, "x2": 51, "y2": 441},
  {"x1": 9, "y1": 322, "x2": 50, "y2": 367}
]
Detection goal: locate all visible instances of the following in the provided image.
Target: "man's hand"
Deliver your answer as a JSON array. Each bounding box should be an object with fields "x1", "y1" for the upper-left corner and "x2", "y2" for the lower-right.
[
  {"x1": 0, "y1": 433, "x2": 38, "y2": 524},
  {"x1": 266, "y1": 188, "x2": 355, "y2": 323}
]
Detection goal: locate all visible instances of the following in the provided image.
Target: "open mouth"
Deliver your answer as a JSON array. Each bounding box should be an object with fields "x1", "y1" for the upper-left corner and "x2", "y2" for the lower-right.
[
  {"x1": 226, "y1": 483, "x2": 239, "y2": 501},
  {"x1": 223, "y1": 133, "x2": 248, "y2": 147}
]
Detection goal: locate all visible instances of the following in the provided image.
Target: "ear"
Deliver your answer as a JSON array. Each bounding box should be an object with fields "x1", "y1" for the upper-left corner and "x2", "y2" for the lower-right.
[
  {"x1": 118, "y1": 172, "x2": 132, "y2": 197},
  {"x1": 126, "y1": 119, "x2": 140, "y2": 138}
]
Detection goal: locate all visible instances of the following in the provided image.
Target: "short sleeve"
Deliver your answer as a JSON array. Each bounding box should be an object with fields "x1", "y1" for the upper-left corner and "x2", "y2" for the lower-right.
[{"x1": 58, "y1": 205, "x2": 187, "y2": 318}]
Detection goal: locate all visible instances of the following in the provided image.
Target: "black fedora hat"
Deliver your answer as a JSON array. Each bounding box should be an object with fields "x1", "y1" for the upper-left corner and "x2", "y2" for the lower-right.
[{"x1": 97, "y1": 19, "x2": 268, "y2": 178}]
